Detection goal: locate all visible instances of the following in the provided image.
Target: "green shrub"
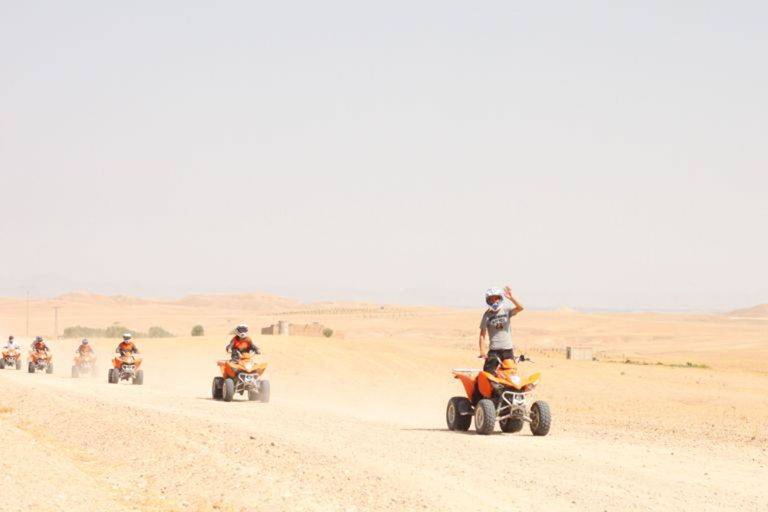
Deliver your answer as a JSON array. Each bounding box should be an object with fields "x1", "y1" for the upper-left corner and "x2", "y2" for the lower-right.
[
  {"x1": 191, "y1": 325, "x2": 205, "y2": 337},
  {"x1": 62, "y1": 324, "x2": 175, "y2": 339},
  {"x1": 148, "y1": 326, "x2": 174, "y2": 338},
  {"x1": 322, "y1": 328, "x2": 333, "y2": 338}
]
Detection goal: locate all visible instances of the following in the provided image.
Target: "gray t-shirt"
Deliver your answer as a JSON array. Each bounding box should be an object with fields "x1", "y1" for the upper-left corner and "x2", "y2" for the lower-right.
[{"x1": 480, "y1": 302, "x2": 515, "y2": 351}]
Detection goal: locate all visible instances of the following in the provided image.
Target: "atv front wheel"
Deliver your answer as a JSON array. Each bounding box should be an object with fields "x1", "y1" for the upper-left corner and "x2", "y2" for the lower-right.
[
  {"x1": 0, "y1": 359, "x2": 5, "y2": 369},
  {"x1": 529, "y1": 401, "x2": 551, "y2": 436},
  {"x1": 71, "y1": 366, "x2": 79, "y2": 379},
  {"x1": 212, "y1": 377, "x2": 224, "y2": 400},
  {"x1": 15, "y1": 360, "x2": 21, "y2": 370},
  {"x1": 258, "y1": 380, "x2": 270, "y2": 403},
  {"x1": 46, "y1": 363, "x2": 53, "y2": 374},
  {"x1": 500, "y1": 417, "x2": 524, "y2": 433},
  {"x1": 446, "y1": 397, "x2": 472, "y2": 431},
  {"x1": 222, "y1": 378, "x2": 235, "y2": 402},
  {"x1": 474, "y1": 399, "x2": 496, "y2": 435},
  {"x1": 134, "y1": 369, "x2": 144, "y2": 385},
  {"x1": 28, "y1": 362, "x2": 34, "y2": 374},
  {"x1": 108, "y1": 368, "x2": 118, "y2": 384}
]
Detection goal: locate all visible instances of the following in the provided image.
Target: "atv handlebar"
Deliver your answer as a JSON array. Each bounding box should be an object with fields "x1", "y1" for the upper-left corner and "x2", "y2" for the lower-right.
[{"x1": 478, "y1": 354, "x2": 533, "y2": 363}]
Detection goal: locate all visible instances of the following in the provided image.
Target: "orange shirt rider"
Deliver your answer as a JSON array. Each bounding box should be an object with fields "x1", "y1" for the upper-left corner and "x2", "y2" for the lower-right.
[
  {"x1": 77, "y1": 343, "x2": 94, "y2": 355},
  {"x1": 226, "y1": 324, "x2": 260, "y2": 360},
  {"x1": 116, "y1": 335, "x2": 139, "y2": 356}
]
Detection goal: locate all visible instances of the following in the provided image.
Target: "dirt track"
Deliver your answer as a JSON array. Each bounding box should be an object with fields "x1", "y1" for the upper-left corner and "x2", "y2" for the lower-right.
[{"x1": 1, "y1": 325, "x2": 767, "y2": 512}]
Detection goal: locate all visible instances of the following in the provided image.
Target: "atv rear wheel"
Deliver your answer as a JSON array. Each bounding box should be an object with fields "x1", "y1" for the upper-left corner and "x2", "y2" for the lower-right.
[
  {"x1": 247, "y1": 388, "x2": 258, "y2": 401},
  {"x1": 258, "y1": 380, "x2": 270, "y2": 403},
  {"x1": 212, "y1": 377, "x2": 224, "y2": 400},
  {"x1": 71, "y1": 366, "x2": 78, "y2": 379},
  {"x1": 222, "y1": 378, "x2": 235, "y2": 402},
  {"x1": 134, "y1": 369, "x2": 144, "y2": 385},
  {"x1": 15, "y1": 359, "x2": 21, "y2": 370},
  {"x1": 500, "y1": 417, "x2": 524, "y2": 433},
  {"x1": 46, "y1": 363, "x2": 53, "y2": 374},
  {"x1": 446, "y1": 397, "x2": 472, "y2": 431},
  {"x1": 28, "y1": 362, "x2": 34, "y2": 373},
  {"x1": 530, "y1": 401, "x2": 551, "y2": 436},
  {"x1": 474, "y1": 399, "x2": 496, "y2": 435}
]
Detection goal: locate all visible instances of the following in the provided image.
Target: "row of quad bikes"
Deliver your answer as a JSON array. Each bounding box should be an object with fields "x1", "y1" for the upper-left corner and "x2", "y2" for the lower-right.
[
  {"x1": 6, "y1": 348, "x2": 546, "y2": 428},
  {"x1": 447, "y1": 355, "x2": 552, "y2": 436},
  {"x1": 2, "y1": 347, "x2": 271, "y2": 403},
  {"x1": 0, "y1": 349, "x2": 55, "y2": 374}
]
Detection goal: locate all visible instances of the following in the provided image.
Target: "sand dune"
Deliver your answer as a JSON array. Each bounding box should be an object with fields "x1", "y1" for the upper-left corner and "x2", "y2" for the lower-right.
[{"x1": 729, "y1": 303, "x2": 768, "y2": 318}]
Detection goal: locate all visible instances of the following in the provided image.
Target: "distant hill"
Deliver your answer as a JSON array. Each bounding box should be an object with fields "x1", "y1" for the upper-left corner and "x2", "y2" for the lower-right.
[{"x1": 728, "y1": 304, "x2": 768, "y2": 318}]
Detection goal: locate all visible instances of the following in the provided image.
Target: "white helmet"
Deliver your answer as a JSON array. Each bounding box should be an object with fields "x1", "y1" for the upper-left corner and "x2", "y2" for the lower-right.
[
  {"x1": 485, "y1": 287, "x2": 504, "y2": 310},
  {"x1": 122, "y1": 333, "x2": 132, "y2": 341},
  {"x1": 235, "y1": 324, "x2": 249, "y2": 339},
  {"x1": 81, "y1": 339, "x2": 89, "y2": 345}
]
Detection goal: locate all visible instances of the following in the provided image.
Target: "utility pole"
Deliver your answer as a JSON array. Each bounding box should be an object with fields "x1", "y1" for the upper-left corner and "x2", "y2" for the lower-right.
[{"x1": 26, "y1": 291, "x2": 30, "y2": 337}]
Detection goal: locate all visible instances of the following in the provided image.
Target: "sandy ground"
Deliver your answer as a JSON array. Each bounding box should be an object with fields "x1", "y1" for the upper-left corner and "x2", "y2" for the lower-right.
[{"x1": 0, "y1": 295, "x2": 767, "y2": 511}]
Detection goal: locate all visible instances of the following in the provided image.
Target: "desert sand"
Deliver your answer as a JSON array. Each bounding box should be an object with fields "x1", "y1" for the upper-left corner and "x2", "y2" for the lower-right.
[{"x1": 0, "y1": 294, "x2": 766, "y2": 511}]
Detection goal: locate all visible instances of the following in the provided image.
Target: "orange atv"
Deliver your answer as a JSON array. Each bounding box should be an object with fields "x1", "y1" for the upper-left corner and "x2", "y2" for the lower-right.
[
  {"x1": 108, "y1": 353, "x2": 143, "y2": 385},
  {"x1": 212, "y1": 351, "x2": 269, "y2": 402},
  {"x1": 1, "y1": 348, "x2": 22, "y2": 370},
  {"x1": 447, "y1": 354, "x2": 551, "y2": 436},
  {"x1": 0, "y1": 348, "x2": 22, "y2": 370},
  {"x1": 28, "y1": 350, "x2": 53, "y2": 374},
  {"x1": 72, "y1": 352, "x2": 97, "y2": 378}
]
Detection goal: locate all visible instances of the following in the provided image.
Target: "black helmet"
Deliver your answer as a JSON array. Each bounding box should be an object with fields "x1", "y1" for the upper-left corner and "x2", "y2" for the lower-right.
[{"x1": 34, "y1": 336, "x2": 43, "y2": 342}]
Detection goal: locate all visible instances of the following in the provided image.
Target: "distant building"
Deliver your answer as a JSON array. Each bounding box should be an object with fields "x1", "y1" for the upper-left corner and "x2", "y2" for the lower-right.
[{"x1": 261, "y1": 321, "x2": 341, "y2": 338}]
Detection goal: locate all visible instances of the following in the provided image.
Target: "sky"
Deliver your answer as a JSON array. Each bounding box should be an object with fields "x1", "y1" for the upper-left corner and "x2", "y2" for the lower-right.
[{"x1": 0, "y1": 1, "x2": 766, "y2": 310}]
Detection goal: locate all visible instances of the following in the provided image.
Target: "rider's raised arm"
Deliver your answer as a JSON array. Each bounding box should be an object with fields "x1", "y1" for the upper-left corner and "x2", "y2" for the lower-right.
[{"x1": 504, "y1": 287, "x2": 524, "y2": 316}]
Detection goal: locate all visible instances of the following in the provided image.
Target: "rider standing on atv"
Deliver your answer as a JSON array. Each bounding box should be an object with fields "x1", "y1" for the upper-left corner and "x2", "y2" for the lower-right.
[
  {"x1": 116, "y1": 333, "x2": 139, "y2": 356},
  {"x1": 30, "y1": 336, "x2": 49, "y2": 353},
  {"x1": 479, "y1": 286, "x2": 524, "y2": 373},
  {"x1": 226, "y1": 324, "x2": 260, "y2": 361},
  {"x1": 4, "y1": 336, "x2": 19, "y2": 350}
]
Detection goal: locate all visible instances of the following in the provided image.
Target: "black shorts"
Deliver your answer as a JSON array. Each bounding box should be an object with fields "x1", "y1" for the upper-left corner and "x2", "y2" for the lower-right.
[{"x1": 483, "y1": 349, "x2": 514, "y2": 373}]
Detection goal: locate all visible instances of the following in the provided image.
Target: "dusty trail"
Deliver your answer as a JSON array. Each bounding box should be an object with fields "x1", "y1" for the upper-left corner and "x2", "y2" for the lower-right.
[{"x1": 1, "y1": 333, "x2": 766, "y2": 512}]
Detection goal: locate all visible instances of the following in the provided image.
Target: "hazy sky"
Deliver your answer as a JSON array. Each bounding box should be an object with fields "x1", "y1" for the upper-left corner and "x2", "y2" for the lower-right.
[{"x1": 1, "y1": 1, "x2": 766, "y2": 310}]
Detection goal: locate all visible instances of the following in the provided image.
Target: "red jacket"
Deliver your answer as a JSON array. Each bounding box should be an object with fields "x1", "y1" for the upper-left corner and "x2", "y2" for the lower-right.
[
  {"x1": 32, "y1": 341, "x2": 49, "y2": 352},
  {"x1": 116, "y1": 341, "x2": 138, "y2": 354},
  {"x1": 226, "y1": 336, "x2": 258, "y2": 354}
]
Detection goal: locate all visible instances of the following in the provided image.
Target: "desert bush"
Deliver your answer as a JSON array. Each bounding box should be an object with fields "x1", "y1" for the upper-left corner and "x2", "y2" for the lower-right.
[
  {"x1": 62, "y1": 324, "x2": 175, "y2": 339},
  {"x1": 104, "y1": 324, "x2": 133, "y2": 338},
  {"x1": 322, "y1": 328, "x2": 333, "y2": 338},
  {"x1": 191, "y1": 325, "x2": 205, "y2": 337},
  {"x1": 148, "y1": 326, "x2": 174, "y2": 338}
]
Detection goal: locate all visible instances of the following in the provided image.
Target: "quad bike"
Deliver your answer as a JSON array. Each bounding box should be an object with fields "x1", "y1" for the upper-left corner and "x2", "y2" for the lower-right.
[
  {"x1": 0, "y1": 348, "x2": 22, "y2": 370},
  {"x1": 71, "y1": 352, "x2": 98, "y2": 378},
  {"x1": 28, "y1": 350, "x2": 54, "y2": 374},
  {"x1": 447, "y1": 354, "x2": 551, "y2": 436},
  {"x1": 212, "y1": 351, "x2": 270, "y2": 402},
  {"x1": 108, "y1": 353, "x2": 143, "y2": 385}
]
